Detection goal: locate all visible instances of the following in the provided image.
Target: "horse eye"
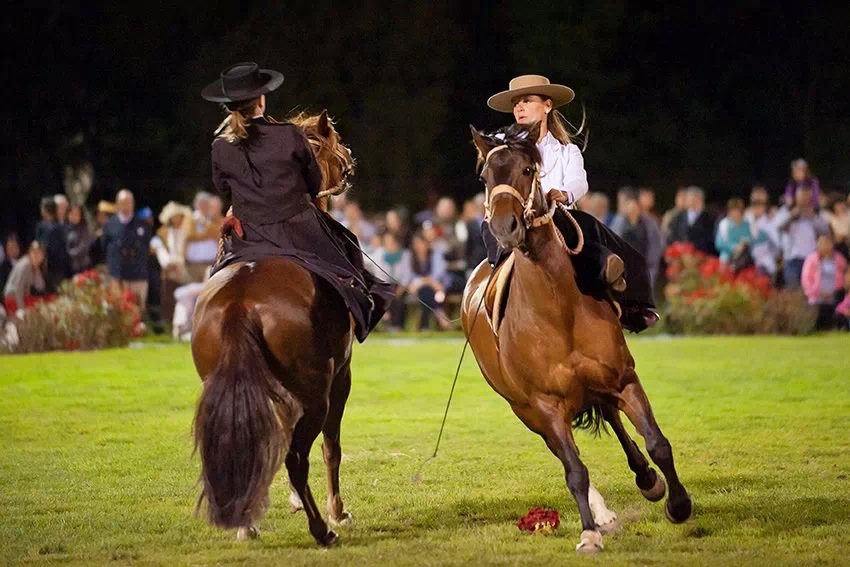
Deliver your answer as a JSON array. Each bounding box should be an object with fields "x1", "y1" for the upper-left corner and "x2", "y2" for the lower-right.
[
  {"x1": 523, "y1": 167, "x2": 533, "y2": 176},
  {"x1": 478, "y1": 176, "x2": 485, "y2": 184}
]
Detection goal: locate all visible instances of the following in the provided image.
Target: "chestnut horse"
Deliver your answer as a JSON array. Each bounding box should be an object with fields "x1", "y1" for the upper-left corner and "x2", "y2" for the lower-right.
[
  {"x1": 462, "y1": 123, "x2": 692, "y2": 553},
  {"x1": 192, "y1": 110, "x2": 355, "y2": 546}
]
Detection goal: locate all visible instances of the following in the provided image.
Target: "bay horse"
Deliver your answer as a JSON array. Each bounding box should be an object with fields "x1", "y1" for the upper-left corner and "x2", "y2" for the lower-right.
[
  {"x1": 462, "y1": 123, "x2": 692, "y2": 553},
  {"x1": 192, "y1": 110, "x2": 355, "y2": 546}
]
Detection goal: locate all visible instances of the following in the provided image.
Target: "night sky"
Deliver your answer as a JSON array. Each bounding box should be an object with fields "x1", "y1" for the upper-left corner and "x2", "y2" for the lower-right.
[{"x1": 4, "y1": 1, "x2": 850, "y2": 241}]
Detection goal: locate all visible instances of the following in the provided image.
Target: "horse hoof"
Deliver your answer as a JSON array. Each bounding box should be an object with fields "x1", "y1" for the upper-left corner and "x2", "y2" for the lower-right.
[
  {"x1": 236, "y1": 526, "x2": 260, "y2": 541},
  {"x1": 575, "y1": 530, "x2": 604, "y2": 554},
  {"x1": 640, "y1": 471, "x2": 667, "y2": 502},
  {"x1": 665, "y1": 495, "x2": 693, "y2": 524},
  {"x1": 329, "y1": 510, "x2": 353, "y2": 527},
  {"x1": 289, "y1": 491, "x2": 304, "y2": 513},
  {"x1": 318, "y1": 529, "x2": 338, "y2": 547}
]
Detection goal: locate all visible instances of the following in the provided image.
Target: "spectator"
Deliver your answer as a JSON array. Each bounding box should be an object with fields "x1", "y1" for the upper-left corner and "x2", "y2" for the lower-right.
[
  {"x1": 586, "y1": 192, "x2": 613, "y2": 226},
  {"x1": 3, "y1": 241, "x2": 47, "y2": 315},
  {"x1": 102, "y1": 189, "x2": 152, "y2": 310},
  {"x1": 385, "y1": 208, "x2": 411, "y2": 247},
  {"x1": 66, "y1": 204, "x2": 93, "y2": 274},
  {"x1": 35, "y1": 197, "x2": 71, "y2": 292},
  {"x1": 433, "y1": 197, "x2": 465, "y2": 278},
  {"x1": 823, "y1": 192, "x2": 849, "y2": 259},
  {"x1": 774, "y1": 186, "x2": 830, "y2": 289},
  {"x1": 172, "y1": 267, "x2": 210, "y2": 341},
  {"x1": 414, "y1": 190, "x2": 440, "y2": 227},
  {"x1": 609, "y1": 186, "x2": 636, "y2": 234},
  {"x1": 639, "y1": 187, "x2": 660, "y2": 222},
  {"x1": 89, "y1": 200, "x2": 116, "y2": 269},
  {"x1": 0, "y1": 235, "x2": 22, "y2": 292},
  {"x1": 745, "y1": 191, "x2": 780, "y2": 277},
  {"x1": 328, "y1": 193, "x2": 348, "y2": 223},
  {"x1": 151, "y1": 201, "x2": 192, "y2": 325},
  {"x1": 54, "y1": 194, "x2": 70, "y2": 225},
  {"x1": 462, "y1": 194, "x2": 487, "y2": 272},
  {"x1": 185, "y1": 192, "x2": 223, "y2": 282},
  {"x1": 783, "y1": 158, "x2": 820, "y2": 209},
  {"x1": 342, "y1": 201, "x2": 376, "y2": 244},
  {"x1": 715, "y1": 198, "x2": 766, "y2": 266},
  {"x1": 373, "y1": 232, "x2": 413, "y2": 331},
  {"x1": 616, "y1": 195, "x2": 649, "y2": 258},
  {"x1": 410, "y1": 232, "x2": 450, "y2": 331},
  {"x1": 801, "y1": 233, "x2": 847, "y2": 329},
  {"x1": 661, "y1": 186, "x2": 688, "y2": 239},
  {"x1": 668, "y1": 186, "x2": 716, "y2": 255}
]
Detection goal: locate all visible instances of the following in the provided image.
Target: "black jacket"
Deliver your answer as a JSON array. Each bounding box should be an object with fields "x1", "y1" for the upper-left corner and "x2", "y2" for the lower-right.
[
  {"x1": 668, "y1": 209, "x2": 717, "y2": 255},
  {"x1": 211, "y1": 117, "x2": 321, "y2": 226},
  {"x1": 102, "y1": 215, "x2": 152, "y2": 281},
  {"x1": 35, "y1": 220, "x2": 71, "y2": 290}
]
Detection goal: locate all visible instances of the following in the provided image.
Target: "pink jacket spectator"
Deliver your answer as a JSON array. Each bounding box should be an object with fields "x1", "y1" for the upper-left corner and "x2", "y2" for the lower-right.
[
  {"x1": 836, "y1": 294, "x2": 850, "y2": 317},
  {"x1": 801, "y1": 251, "x2": 847, "y2": 304}
]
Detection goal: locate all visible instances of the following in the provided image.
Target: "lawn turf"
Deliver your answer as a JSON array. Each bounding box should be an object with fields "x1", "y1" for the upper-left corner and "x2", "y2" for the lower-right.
[{"x1": 1, "y1": 335, "x2": 849, "y2": 565}]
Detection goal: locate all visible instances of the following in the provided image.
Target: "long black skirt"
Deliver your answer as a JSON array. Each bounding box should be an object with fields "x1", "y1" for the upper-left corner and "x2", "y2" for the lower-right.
[{"x1": 212, "y1": 205, "x2": 394, "y2": 342}]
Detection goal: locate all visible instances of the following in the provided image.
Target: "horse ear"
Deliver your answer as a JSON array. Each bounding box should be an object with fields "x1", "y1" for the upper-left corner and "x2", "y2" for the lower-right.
[
  {"x1": 317, "y1": 110, "x2": 331, "y2": 137},
  {"x1": 470, "y1": 125, "x2": 493, "y2": 157}
]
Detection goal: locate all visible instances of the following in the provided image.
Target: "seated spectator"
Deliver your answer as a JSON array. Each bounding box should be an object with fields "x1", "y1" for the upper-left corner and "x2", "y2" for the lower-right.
[
  {"x1": 823, "y1": 192, "x2": 849, "y2": 259},
  {"x1": 661, "y1": 186, "x2": 688, "y2": 239},
  {"x1": 783, "y1": 158, "x2": 820, "y2": 209},
  {"x1": 668, "y1": 186, "x2": 716, "y2": 255},
  {"x1": 745, "y1": 192, "x2": 780, "y2": 277},
  {"x1": 185, "y1": 192, "x2": 223, "y2": 282},
  {"x1": 151, "y1": 201, "x2": 192, "y2": 325},
  {"x1": 774, "y1": 185, "x2": 830, "y2": 289},
  {"x1": 3, "y1": 241, "x2": 47, "y2": 315},
  {"x1": 342, "y1": 201, "x2": 376, "y2": 244},
  {"x1": 172, "y1": 267, "x2": 210, "y2": 341},
  {"x1": 66, "y1": 204, "x2": 93, "y2": 274},
  {"x1": 35, "y1": 197, "x2": 71, "y2": 292},
  {"x1": 715, "y1": 198, "x2": 766, "y2": 266},
  {"x1": 373, "y1": 232, "x2": 413, "y2": 331},
  {"x1": 0, "y1": 235, "x2": 21, "y2": 292},
  {"x1": 410, "y1": 232, "x2": 450, "y2": 331},
  {"x1": 801, "y1": 234, "x2": 847, "y2": 329},
  {"x1": 102, "y1": 189, "x2": 152, "y2": 311}
]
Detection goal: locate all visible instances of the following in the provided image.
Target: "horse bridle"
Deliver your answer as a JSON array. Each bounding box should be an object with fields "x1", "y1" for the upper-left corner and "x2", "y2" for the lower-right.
[
  {"x1": 482, "y1": 144, "x2": 584, "y2": 255},
  {"x1": 482, "y1": 145, "x2": 554, "y2": 229}
]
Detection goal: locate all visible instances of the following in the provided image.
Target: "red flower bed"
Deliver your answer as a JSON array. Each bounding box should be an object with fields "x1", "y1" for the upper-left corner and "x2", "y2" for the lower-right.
[
  {"x1": 664, "y1": 242, "x2": 814, "y2": 334},
  {"x1": 517, "y1": 507, "x2": 560, "y2": 534}
]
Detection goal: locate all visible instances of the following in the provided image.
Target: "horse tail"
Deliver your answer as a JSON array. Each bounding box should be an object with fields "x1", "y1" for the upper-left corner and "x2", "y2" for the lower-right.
[
  {"x1": 573, "y1": 404, "x2": 608, "y2": 437},
  {"x1": 193, "y1": 302, "x2": 290, "y2": 529}
]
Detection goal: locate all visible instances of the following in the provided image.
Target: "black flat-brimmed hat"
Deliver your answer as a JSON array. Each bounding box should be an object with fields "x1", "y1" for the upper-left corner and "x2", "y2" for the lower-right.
[{"x1": 201, "y1": 62, "x2": 284, "y2": 104}]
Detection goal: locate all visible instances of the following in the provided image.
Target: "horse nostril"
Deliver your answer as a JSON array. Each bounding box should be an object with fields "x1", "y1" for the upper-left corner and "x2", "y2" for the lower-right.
[{"x1": 509, "y1": 216, "x2": 518, "y2": 233}]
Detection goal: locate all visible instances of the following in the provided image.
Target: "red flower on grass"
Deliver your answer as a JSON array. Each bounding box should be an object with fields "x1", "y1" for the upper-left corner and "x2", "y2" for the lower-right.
[{"x1": 517, "y1": 507, "x2": 560, "y2": 534}]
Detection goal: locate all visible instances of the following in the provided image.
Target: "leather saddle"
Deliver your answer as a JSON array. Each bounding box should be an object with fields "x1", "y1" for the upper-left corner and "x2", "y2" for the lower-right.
[{"x1": 484, "y1": 252, "x2": 516, "y2": 336}]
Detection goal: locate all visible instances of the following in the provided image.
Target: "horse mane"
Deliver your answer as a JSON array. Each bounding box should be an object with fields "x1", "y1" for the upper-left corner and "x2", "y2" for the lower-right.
[
  {"x1": 475, "y1": 123, "x2": 543, "y2": 171},
  {"x1": 287, "y1": 111, "x2": 355, "y2": 199}
]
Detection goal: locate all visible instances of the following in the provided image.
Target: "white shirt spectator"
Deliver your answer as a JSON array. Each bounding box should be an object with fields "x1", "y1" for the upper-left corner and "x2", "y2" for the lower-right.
[
  {"x1": 185, "y1": 212, "x2": 219, "y2": 264},
  {"x1": 745, "y1": 211, "x2": 779, "y2": 275},
  {"x1": 773, "y1": 206, "x2": 830, "y2": 261},
  {"x1": 536, "y1": 133, "x2": 589, "y2": 204}
]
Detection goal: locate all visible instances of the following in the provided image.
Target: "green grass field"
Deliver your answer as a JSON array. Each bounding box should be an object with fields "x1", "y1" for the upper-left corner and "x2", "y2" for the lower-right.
[{"x1": 1, "y1": 334, "x2": 849, "y2": 565}]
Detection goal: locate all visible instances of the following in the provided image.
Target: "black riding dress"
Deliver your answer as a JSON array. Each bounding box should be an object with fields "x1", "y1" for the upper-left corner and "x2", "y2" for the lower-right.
[{"x1": 210, "y1": 116, "x2": 393, "y2": 341}]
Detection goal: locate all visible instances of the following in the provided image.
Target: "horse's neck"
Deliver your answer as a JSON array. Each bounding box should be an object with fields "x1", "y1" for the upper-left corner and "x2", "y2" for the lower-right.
[{"x1": 516, "y1": 222, "x2": 579, "y2": 297}]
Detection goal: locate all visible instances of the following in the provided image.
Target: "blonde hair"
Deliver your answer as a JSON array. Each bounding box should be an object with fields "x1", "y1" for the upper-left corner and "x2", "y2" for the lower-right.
[
  {"x1": 217, "y1": 98, "x2": 263, "y2": 143},
  {"x1": 547, "y1": 106, "x2": 587, "y2": 150}
]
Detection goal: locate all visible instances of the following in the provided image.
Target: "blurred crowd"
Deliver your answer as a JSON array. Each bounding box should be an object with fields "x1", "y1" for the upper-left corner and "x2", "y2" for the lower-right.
[{"x1": 2, "y1": 158, "x2": 848, "y2": 335}]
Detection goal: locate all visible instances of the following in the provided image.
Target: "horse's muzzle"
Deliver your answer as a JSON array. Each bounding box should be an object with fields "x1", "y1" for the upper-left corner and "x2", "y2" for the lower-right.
[{"x1": 490, "y1": 210, "x2": 525, "y2": 250}]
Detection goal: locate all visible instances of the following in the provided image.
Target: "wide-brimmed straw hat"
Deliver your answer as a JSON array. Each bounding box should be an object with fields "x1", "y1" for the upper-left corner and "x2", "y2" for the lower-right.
[
  {"x1": 96, "y1": 200, "x2": 117, "y2": 214},
  {"x1": 487, "y1": 74, "x2": 575, "y2": 113},
  {"x1": 158, "y1": 201, "x2": 192, "y2": 225},
  {"x1": 201, "y1": 62, "x2": 284, "y2": 104}
]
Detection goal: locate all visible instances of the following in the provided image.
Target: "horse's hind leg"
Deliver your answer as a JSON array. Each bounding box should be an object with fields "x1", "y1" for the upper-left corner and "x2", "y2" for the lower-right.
[
  {"x1": 322, "y1": 364, "x2": 352, "y2": 526},
  {"x1": 601, "y1": 405, "x2": 666, "y2": 502},
  {"x1": 286, "y1": 404, "x2": 336, "y2": 546},
  {"x1": 616, "y1": 377, "x2": 693, "y2": 523}
]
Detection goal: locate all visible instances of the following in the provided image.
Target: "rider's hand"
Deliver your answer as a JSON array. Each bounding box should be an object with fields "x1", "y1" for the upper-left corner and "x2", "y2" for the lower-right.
[
  {"x1": 547, "y1": 190, "x2": 569, "y2": 206},
  {"x1": 221, "y1": 215, "x2": 244, "y2": 239}
]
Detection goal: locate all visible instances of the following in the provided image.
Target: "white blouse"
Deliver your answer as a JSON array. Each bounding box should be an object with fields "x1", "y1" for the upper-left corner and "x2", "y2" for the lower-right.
[{"x1": 537, "y1": 133, "x2": 589, "y2": 204}]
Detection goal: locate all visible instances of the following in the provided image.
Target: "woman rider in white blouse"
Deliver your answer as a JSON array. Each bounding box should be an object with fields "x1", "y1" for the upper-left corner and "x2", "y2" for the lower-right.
[{"x1": 484, "y1": 75, "x2": 658, "y2": 332}]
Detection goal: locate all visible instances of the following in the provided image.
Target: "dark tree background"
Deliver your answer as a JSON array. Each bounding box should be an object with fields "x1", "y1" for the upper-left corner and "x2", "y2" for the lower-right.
[{"x1": 4, "y1": 1, "x2": 850, "y2": 241}]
